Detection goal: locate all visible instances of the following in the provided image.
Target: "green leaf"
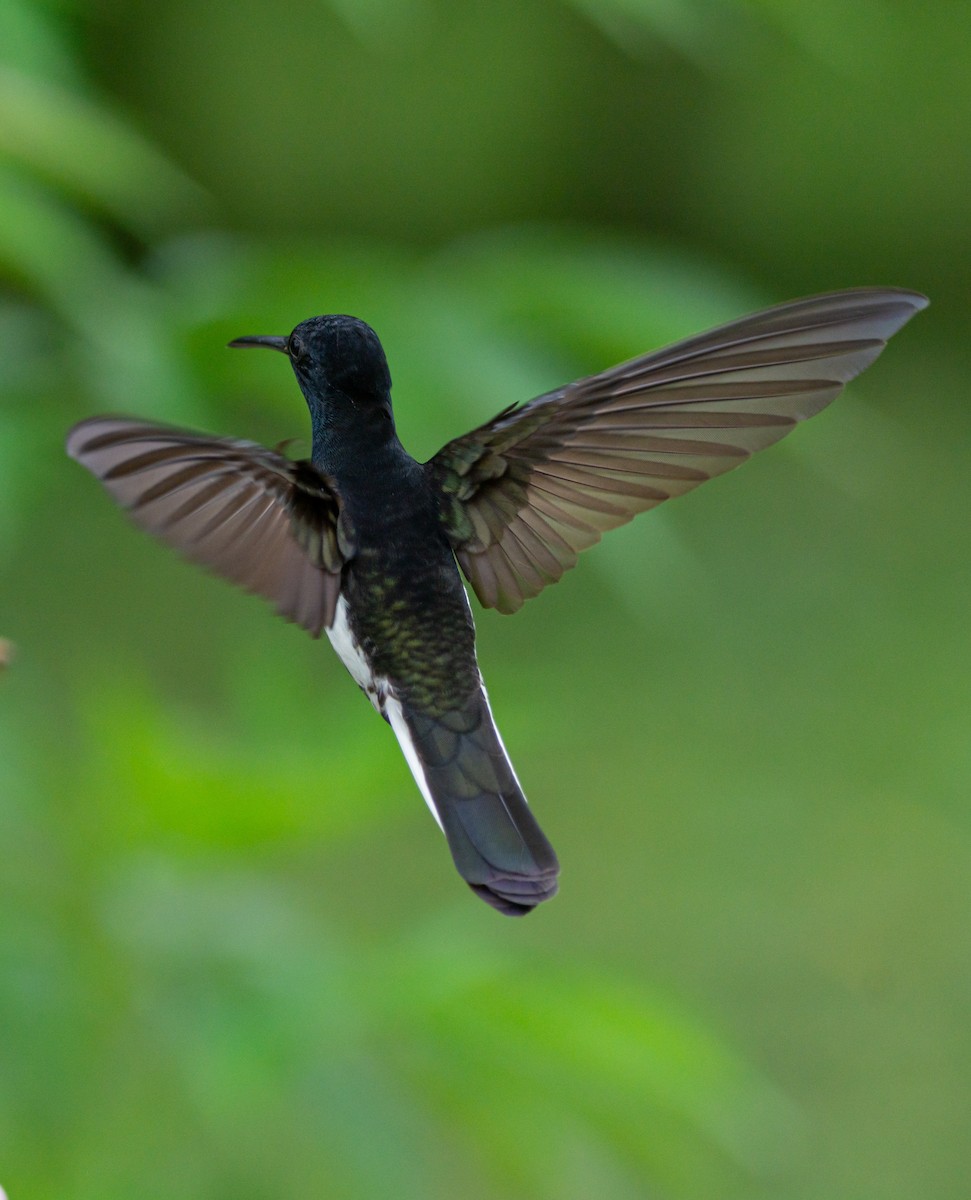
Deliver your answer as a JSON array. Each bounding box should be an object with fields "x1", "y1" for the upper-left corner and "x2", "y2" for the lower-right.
[{"x1": 0, "y1": 65, "x2": 208, "y2": 235}]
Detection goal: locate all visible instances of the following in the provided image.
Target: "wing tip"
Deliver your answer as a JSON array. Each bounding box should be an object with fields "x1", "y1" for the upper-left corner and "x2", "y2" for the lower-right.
[
  {"x1": 864, "y1": 286, "x2": 930, "y2": 325},
  {"x1": 844, "y1": 285, "x2": 928, "y2": 308},
  {"x1": 65, "y1": 416, "x2": 159, "y2": 463},
  {"x1": 65, "y1": 419, "x2": 95, "y2": 462}
]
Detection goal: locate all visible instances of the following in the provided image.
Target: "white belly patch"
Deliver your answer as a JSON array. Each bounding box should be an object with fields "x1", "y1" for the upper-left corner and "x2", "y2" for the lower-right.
[
  {"x1": 326, "y1": 595, "x2": 444, "y2": 833},
  {"x1": 326, "y1": 595, "x2": 384, "y2": 710}
]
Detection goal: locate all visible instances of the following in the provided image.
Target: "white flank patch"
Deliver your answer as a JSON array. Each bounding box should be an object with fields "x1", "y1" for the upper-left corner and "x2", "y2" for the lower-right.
[
  {"x1": 479, "y1": 682, "x2": 530, "y2": 806},
  {"x1": 326, "y1": 595, "x2": 383, "y2": 711},
  {"x1": 456, "y1": 586, "x2": 528, "y2": 807},
  {"x1": 385, "y1": 697, "x2": 445, "y2": 833},
  {"x1": 327, "y1": 597, "x2": 444, "y2": 834}
]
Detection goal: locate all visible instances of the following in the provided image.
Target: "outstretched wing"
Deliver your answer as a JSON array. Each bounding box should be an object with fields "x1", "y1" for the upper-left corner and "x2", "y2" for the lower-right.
[
  {"x1": 67, "y1": 418, "x2": 353, "y2": 636},
  {"x1": 428, "y1": 287, "x2": 928, "y2": 613}
]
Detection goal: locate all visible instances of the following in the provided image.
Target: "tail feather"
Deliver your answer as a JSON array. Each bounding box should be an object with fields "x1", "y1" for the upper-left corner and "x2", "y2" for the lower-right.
[{"x1": 385, "y1": 690, "x2": 559, "y2": 915}]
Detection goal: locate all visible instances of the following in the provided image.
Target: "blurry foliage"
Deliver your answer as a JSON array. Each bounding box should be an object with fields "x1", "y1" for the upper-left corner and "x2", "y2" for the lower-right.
[{"x1": 1, "y1": 1, "x2": 969, "y2": 1199}]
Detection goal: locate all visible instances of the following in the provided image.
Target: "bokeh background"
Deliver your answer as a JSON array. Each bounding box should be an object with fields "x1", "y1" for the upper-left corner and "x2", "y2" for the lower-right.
[{"x1": 2, "y1": 2, "x2": 969, "y2": 1197}]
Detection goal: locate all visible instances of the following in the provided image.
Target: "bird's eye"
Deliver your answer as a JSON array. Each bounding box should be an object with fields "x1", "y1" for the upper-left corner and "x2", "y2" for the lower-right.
[{"x1": 288, "y1": 335, "x2": 305, "y2": 361}]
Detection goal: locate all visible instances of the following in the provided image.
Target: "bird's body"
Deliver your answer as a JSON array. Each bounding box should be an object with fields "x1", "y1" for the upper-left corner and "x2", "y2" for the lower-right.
[
  {"x1": 67, "y1": 288, "x2": 927, "y2": 915},
  {"x1": 322, "y1": 443, "x2": 476, "y2": 716},
  {"x1": 312, "y1": 420, "x2": 559, "y2": 915}
]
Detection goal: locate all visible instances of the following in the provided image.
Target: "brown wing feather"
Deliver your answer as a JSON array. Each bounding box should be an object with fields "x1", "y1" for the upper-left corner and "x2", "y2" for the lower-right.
[
  {"x1": 66, "y1": 418, "x2": 350, "y2": 636},
  {"x1": 429, "y1": 288, "x2": 928, "y2": 612}
]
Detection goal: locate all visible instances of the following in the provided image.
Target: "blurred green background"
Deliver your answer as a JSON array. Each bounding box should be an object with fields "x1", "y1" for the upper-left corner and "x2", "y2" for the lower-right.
[{"x1": 1, "y1": 2, "x2": 968, "y2": 1197}]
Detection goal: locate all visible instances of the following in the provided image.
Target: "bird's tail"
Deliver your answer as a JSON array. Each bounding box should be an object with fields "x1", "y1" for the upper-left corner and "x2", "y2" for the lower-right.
[{"x1": 385, "y1": 689, "x2": 559, "y2": 915}]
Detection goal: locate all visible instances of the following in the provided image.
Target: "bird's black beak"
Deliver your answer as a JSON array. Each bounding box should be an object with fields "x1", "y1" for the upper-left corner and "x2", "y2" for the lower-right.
[{"x1": 227, "y1": 334, "x2": 289, "y2": 353}]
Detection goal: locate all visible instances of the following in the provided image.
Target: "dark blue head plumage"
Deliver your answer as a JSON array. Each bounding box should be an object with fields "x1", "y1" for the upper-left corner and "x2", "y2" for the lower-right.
[
  {"x1": 230, "y1": 314, "x2": 395, "y2": 462},
  {"x1": 287, "y1": 314, "x2": 392, "y2": 404}
]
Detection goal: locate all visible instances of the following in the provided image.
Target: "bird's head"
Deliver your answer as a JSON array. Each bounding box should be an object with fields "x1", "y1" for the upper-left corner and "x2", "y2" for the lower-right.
[{"x1": 229, "y1": 314, "x2": 394, "y2": 437}]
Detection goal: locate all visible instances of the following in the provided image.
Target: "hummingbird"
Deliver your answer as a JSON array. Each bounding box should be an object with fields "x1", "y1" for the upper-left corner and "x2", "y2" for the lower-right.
[{"x1": 67, "y1": 287, "x2": 926, "y2": 915}]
